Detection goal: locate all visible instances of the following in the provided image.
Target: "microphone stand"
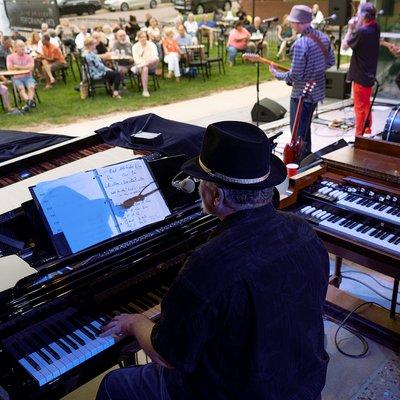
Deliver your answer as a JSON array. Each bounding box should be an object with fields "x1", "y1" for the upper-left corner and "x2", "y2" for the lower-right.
[
  {"x1": 361, "y1": 78, "x2": 380, "y2": 136},
  {"x1": 255, "y1": 23, "x2": 271, "y2": 127}
]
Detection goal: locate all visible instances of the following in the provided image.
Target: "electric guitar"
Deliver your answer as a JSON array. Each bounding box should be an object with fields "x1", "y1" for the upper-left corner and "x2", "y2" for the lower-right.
[
  {"x1": 242, "y1": 53, "x2": 290, "y2": 72},
  {"x1": 283, "y1": 80, "x2": 316, "y2": 165}
]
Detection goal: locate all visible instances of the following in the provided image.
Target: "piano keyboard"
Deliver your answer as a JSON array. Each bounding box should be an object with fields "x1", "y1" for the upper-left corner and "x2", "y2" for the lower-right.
[
  {"x1": 3, "y1": 286, "x2": 167, "y2": 387},
  {"x1": 299, "y1": 204, "x2": 400, "y2": 257},
  {"x1": 309, "y1": 179, "x2": 400, "y2": 227}
]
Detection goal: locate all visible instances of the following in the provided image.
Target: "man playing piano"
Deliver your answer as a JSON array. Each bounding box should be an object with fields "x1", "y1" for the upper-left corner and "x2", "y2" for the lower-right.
[{"x1": 98, "y1": 121, "x2": 330, "y2": 400}]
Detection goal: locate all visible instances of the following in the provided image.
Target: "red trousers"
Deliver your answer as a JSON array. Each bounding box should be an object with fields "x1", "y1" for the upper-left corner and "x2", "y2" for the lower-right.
[{"x1": 353, "y1": 82, "x2": 373, "y2": 136}]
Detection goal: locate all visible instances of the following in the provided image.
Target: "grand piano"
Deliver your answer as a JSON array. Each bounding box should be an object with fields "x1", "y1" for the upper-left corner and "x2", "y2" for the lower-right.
[
  {"x1": 1, "y1": 129, "x2": 399, "y2": 399},
  {"x1": 0, "y1": 130, "x2": 219, "y2": 399}
]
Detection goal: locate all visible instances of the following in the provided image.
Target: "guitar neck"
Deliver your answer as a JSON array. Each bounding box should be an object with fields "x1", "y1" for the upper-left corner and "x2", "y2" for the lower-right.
[
  {"x1": 256, "y1": 56, "x2": 290, "y2": 72},
  {"x1": 380, "y1": 40, "x2": 400, "y2": 51},
  {"x1": 291, "y1": 97, "x2": 305, "y2": 143}
]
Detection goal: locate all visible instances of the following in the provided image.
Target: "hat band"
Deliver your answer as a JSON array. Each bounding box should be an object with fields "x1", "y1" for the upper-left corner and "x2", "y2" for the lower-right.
[{"x1": 199, "y1": 158, "x2": 270, "y2": 184}]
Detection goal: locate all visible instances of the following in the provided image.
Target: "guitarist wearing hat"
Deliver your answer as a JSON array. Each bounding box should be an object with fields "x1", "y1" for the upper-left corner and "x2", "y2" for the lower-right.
[
  {"x1": 97, "y1": 121, "x2": 330, "y2": 400},
  {"x1": 268, "y1": 5, "x2": 334, "y2": 162}
]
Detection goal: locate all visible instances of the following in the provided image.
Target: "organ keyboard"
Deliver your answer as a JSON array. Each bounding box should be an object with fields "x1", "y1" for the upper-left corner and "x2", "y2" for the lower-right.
[
  {"x1": 280, "y1": 136, "x2": 400, "y2": 328},
  {"x1": 0, "y1": 133, "x2": 219, "y2": 399}
]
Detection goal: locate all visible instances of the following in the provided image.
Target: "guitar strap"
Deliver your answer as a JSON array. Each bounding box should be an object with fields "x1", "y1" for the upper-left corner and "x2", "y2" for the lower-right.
[{"x1": 305, "y1": 32, "x2": 329, "y2": 64}]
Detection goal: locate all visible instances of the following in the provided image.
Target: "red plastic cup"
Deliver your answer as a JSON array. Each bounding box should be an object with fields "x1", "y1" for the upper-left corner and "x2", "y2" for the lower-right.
[{"x1": 286, "y1": 163, "x2": 299, "y2": 178}]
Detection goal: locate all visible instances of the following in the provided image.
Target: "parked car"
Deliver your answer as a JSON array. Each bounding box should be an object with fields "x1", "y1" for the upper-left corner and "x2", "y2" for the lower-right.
[
  {"x1": 104, "y1": 0, "x2": 157, "y2": 11},
  {"x1": 173, "y1": 0, "x2": 231, "y2": 14},
  {"x1": 57, "y1": 0, "x2": 102, "y2": 16}
]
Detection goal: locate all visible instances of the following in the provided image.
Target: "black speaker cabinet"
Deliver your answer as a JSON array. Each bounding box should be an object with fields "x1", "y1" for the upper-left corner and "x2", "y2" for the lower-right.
[
  {"x1": 325, "y1": 68, "x2": 352, "y2": 99},
  {"x1": 251, "y1": 98, "x2": 287, "y2": 123},
  {"x1": 329, "y1": 0, "x2": 352, "y2": 25}
]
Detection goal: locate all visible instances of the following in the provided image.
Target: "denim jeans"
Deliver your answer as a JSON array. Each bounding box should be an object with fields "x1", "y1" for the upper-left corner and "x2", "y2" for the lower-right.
[
  {"x1": 96, "y1": 363, "x2": 171, "y2": 400},
  {"x1": 227, "y1": 45, "x2": 249, "y2": 62},
  {"x1": 289, "y1": 97, "x2": 317, "y2": 162}
]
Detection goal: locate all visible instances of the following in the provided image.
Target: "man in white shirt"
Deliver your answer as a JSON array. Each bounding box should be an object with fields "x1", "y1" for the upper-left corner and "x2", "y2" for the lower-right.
[
  {"x1": 75, "y1": 25, "x2": 90, "y2": 51},
  {"x1": 184, "y1": 13, "x2": 199, "y2": 45},
  {"x1": 311, "y1": 4, "x2": 324, "y2": 29}
]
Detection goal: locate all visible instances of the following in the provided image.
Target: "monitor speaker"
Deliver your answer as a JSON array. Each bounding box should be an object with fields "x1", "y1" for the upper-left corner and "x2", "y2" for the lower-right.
[
  {"x1": 326, "y1": 68, "x2": 352, "y2": 99},
  {"x1": 251, "y1": 98, "x2": 287, "y2": 123},
  {"x1": 329, "y1": 0, "x2": 352, "y2": 25}
]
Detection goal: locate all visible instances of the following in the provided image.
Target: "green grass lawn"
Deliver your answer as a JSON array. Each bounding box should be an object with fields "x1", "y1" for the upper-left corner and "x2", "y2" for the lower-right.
[{"x1": 1, "y1": 52, "x2": 291, "y2": 130}]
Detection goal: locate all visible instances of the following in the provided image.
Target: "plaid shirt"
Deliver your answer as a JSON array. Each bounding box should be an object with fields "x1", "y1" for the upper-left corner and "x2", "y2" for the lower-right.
[{"x1": 276, "y1": 26, "x2": 335, "y2": 103}]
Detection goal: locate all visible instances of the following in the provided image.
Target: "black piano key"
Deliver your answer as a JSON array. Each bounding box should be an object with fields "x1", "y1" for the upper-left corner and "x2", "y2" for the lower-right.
[
  {"x1": 128, "y1": 302, "x2": 145, "y2": 313},
  {"x1": 25, "y1": 338, "x2": 52, "y2": 365},
  {"x1": 137, "y1": 296, "x2": 153, "y2": 308},
  {"x1": 327, "y1": 215, "x2": 336, "y2": 222},
  {"x1": 368, "y1": 228, "x2": 378, "y2": 236},
  {"x1": 344, "y1": 220, "x2": 354, "y2": 228},
  {"x1": 387, "y1": 207, "x2": 396, "y2": 214},
  {"x1": 147, "y1": 292, "x2": 163, "y2": 303},
  {"x1": 332, "y1": 216, "x2": 342, "y2": 223},
  {"x1": 394, "y1": 209, "x2": 400, "y2": 216},
  {"x1": 394, "y1": 237, "x2": 400, "y2": 245},
  {"x1": 365, "y1": 200, "x2": 375, "y2": 207},
  {"x1": 339, "y1": 218, "x2": 349, "y2": 226},
  {"x1": 42, "y1": 327, "x2": 72, "y2": 354},
  {"x1": 373, "y1": 203, "x2": 382, "y2": 210},
  {"x1": 356, "y1": 224, "x2": 365, "y2": 232},
  {"x1": 79, "y1": 316, "x2": 102, "y2": 335},
  {"x1": 12, "y1": 343, "x2": 41, "y2": 371},
  {"x1": 380, "y1": 232, "x2": 390, "y2": 240},
  {"x1": 142, "y1": 294, "x2": 158, "y2": 306},
  {"x1": 378, "y1": 204, "x2": 387, "y2": 211},
  {"x1": 373, "y1": 230, "x2": 384, "y2": 238},
  {"x1": 67, "y1": 317, "x2": 96, "y2": 340},
  {"x1": 388, "y1": 235, "x2": 398, "y2": 243},
  {"x1": 134, "y1": 299, "x2": 150, "y2": 310},
  {"x1": 57, "y1": 321, "x2": 85, "y2": 346},
  {"x1": 32, "y1": 333, "x2": 60, "y2": 360},
  {"x1": 50, "y1": 324, "x2": 79, "y2": 350},
  {"x1": 360, "y1": 199, "x2": 370, "y2": 206},
  {"x1": 348, "y1": 221, "x2": 359, "y2": 229}
]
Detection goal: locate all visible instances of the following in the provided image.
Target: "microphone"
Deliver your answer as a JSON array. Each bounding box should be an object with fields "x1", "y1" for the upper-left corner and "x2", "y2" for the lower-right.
[
  {"x1": 377, "y1": 9, "x2": 384, "y2": 16},
  {"x1": 172, "y1": 177, "x2": 196, "y2": 194},
  {"x1": 262, "y1": 17, "x2": 279, "y2": 23},
  {"x1": 322, "y1": 14, "x2": 337, "y2": 22}
]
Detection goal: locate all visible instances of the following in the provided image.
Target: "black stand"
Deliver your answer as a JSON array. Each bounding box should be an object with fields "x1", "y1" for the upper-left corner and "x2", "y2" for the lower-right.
[
  {"x1": 255, "y1": 24, "x2": 271, "y2": 127},
  {"x1": 361, "y1": 78, "x2": 380, "y2": 136}
]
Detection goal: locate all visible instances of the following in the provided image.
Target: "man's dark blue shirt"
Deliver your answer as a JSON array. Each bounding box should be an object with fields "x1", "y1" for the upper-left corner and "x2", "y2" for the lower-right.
[{"x1": 152, "y1": 204, "x2": 330, "y2": 400}]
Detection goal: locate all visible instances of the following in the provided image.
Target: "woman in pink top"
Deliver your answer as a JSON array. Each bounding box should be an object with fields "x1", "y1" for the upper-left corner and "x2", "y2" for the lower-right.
[
  {"x1": 227, "y1": 21, "x2": 251, "y2": 66},
  {"x1": 162, "y1": 28, "x2": 181, "y2": 81},
  {"x1": 6, "y1": 40, "x2": 36, "y2": 110}
]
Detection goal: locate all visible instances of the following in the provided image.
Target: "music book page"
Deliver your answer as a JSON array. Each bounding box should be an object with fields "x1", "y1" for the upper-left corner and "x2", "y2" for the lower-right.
[
  {"x1": 96, "y1": 159, "x2": 171, "y2": 232},
  {"x1": 0, "y1": 255, "x2": 37, "y2": 292},
  {"x1": 33, "y1": 171, "x2": 121, "y2": 254}
]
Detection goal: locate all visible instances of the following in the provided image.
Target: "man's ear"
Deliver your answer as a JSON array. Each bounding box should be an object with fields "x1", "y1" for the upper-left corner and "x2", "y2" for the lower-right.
[{"x1": 214, "y1": 186, "x2": 225, "y2": 206}]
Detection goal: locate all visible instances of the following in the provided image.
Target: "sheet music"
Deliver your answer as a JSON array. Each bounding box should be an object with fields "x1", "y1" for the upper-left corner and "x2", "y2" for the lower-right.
[
  {"x1": 97, "y1": 159, "x2": 170, "y2": 232},
  {"x1": 33, "y1": 171, "x2": 121, "y2": 254}
]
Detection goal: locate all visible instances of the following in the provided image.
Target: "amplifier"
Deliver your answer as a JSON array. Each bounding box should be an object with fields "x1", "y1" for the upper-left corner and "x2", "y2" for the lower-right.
[{"x1": 325, "y1": 68, "x2": 352, "y2": 99}]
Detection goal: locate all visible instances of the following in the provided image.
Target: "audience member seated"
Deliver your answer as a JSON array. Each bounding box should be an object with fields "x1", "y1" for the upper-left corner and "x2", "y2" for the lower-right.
[
  {"x1": 26, "y1": 32, "x2": 40, "y2": 56},
  {"x1": 247, "y1": 16, "x2": 268, "y2": 57},
  {"x1": 75, "y1": 25, "x2": 90, "y2": 52},
  {"x1": 37, "y1": 34, "x2": 68, "y2": 89},
  {"x1": 198, "y1": 14, "x2": 217, "y2": 48},
  {"x1": 276, "y1": 14, "x2": 296, "y2": 61},
  {"x1": 112, "y1": 29, "x2": 134, "y2": 80},
  {"x1": 144, "y1": 13, "x2": 152, "y2": 28},
  {"x1": 147, "y1": 17, "x2": 161, "y2": 43},
  {"x1": 6, "y1": 40, "x2": 36, "y2": 111},
  {"x1": 0, "y1": 36, "x2": 13, "y2": 70},
  {"x1": 162, "y1": 28, "x2": 181, "y2": 81},
  {"x1": 125, "y1": 15, "x2": 140, "y2": 42},
  {"x1": 311, "y1": 4, "x2": 324, "y2": 29},
  {"x1": 0, "y1": 76, "x2": 21, "y2": 115},
  {"x1": 11, "y1": 30, "x2": 27, "y2": 43},
  {"x1": 227, "y1": 20, "x2": 250, "y2": 66},
  {"x1": 175, "y1": 24, "x2": 194, "y2": 51},
  {"x1": 92, "y1": 31, "x2": 111, "y2": 59},
  {"x1": 40, "y1": 23, "x2": 49, "y2": 39},
  {"x1": 213, "y1": 7, "x2": 225, "y2": 23},
  {"x1": 236, "y1": 4, "x2": 247, "y2": 23},
  {"x1": 131, "y1": 31, "x2": 159, "y2": 97},
  {"x1": 56, "y1": 18, "x2": 79, "y2": 53},
  {"x1": 172, "y1": 15, "x2": 184, "y2": 36},
  {"x1": 49, "y1": 29, "x2": 63, "y2": 48},
  {"x1": 102, "y1": 24, "x2": 114, "y2": 49},
  {"x1": 184, "y1": 13, "x2": 198, "y2": 45},
  {"x1": 83, "y1": 37, "x2": 122, "y2": 98}
]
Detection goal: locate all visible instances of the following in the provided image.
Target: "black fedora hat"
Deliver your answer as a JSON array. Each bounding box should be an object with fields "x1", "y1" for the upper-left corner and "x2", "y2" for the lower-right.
[{"x1": 182, "y1": 121, "x2": 287, "y2": 189}]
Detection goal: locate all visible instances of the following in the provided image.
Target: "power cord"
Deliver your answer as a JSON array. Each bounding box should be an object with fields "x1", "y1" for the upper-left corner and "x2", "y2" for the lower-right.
[{"x1": 333, "y1": 301, "x2": 399, "y2": 358}]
